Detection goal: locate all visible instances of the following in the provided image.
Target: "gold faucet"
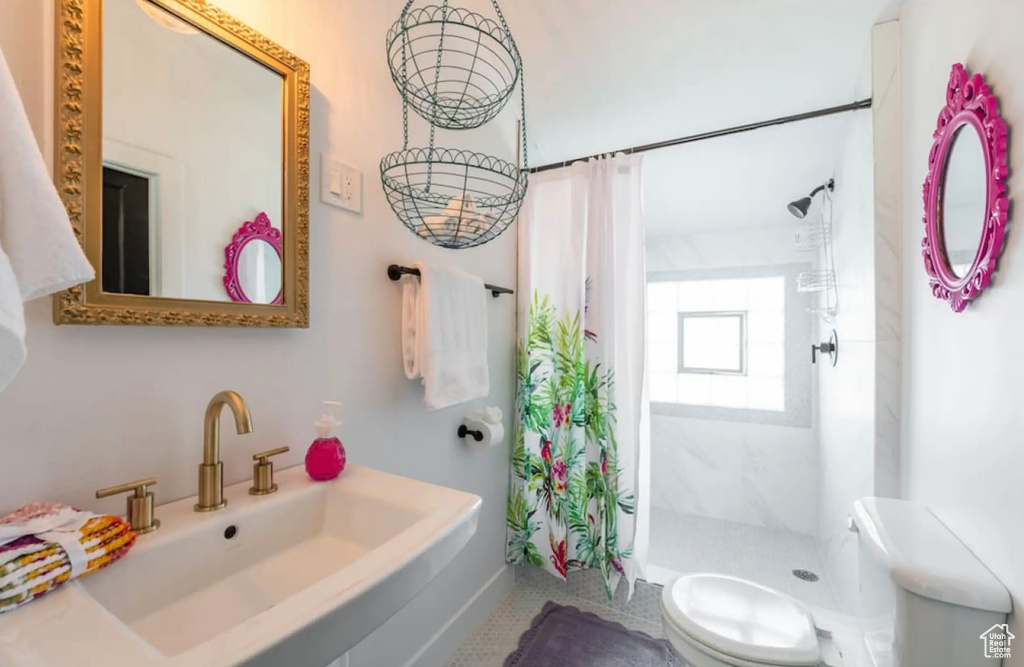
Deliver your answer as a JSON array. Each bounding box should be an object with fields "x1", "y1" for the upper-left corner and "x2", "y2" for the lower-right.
[
  {"x1": 196, "y1": 390, "x2": 253, "y2": 512},
  {"x1": 96, "y1": 477, "x2": 160, "y2": 535}
]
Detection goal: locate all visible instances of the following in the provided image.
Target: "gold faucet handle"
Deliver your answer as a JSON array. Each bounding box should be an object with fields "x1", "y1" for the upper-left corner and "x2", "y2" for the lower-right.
[
  {"x1": 253, "y1": 446, "x2": 290, "y2": 463},
  {"x1": 95, "y1": 477, "x2": 160, "y2": 535},
  {"x1": 250, "y1": 447, "x2": 290, "y2": 496}
]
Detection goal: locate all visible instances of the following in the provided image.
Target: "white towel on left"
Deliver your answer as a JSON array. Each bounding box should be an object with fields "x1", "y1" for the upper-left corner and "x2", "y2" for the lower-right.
[
  {"x1": 0, "y1": 249, "x2": 24, "y2": 393},
  {"x1": 402, "y1": 262, "x2": 489, "y2": 410},
  {"x1": 0, "y1": 43, "x2": 95, "y2": 392}
]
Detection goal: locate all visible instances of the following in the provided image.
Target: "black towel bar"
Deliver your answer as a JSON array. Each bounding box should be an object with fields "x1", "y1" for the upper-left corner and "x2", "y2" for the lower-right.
[{"x1": 387, "y1": 264, "x2": 514, "y2": 298}]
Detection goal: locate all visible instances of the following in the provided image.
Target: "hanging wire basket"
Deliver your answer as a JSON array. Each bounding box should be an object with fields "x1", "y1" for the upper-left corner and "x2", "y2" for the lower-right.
[
  {"x1": 387, "y1": 1, "x2": 522, "y2": 130},
  {"x1": 381, "y1": 0, "x2": 528, "y2": 250},
  {"x1": 381, "y1": 147, "x2": 526, "y2": 250}
]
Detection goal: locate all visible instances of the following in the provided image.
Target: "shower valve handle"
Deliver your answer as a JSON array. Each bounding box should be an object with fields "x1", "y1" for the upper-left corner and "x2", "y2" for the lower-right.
[
  {"x1": 811, "y1": 342, "x2": 833, "y2": 363},
  {"x1": 812, "y1": 329, "x2": 839, "y2": 367}
]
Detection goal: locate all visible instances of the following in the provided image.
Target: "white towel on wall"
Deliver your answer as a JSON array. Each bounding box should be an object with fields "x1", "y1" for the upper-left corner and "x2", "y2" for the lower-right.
[
  {"x1": 401, "y1": 273, "x2": 422, "y2": 381},
  {"x1": 0, "y1": 44, "x2": 95, "y2": 392},
  {"x1": 0, "y1": 250, "x2": 25, "y2": 392},
  {"x1": 402, "y1": 262, "x2": 489, "y2": 411}
]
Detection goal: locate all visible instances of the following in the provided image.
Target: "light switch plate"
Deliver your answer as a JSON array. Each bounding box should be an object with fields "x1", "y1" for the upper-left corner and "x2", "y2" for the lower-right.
[{"x1": 320, "y1": 154, "x2": 363, "y2": 215}]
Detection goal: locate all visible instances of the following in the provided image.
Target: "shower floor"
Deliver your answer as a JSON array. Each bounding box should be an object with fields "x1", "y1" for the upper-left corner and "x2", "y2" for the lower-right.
[{"x1": 648, "y1": 507, "x2": 842, "y2": 613}]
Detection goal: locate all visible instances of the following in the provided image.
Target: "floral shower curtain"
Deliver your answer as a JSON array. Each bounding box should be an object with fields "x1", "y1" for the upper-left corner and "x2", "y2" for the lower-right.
[{"x1": 506, "y1": 155, "x2": 646, "y2": 598}]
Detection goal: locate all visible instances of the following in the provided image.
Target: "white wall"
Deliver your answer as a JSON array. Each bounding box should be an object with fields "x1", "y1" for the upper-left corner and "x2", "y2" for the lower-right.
[
  {"x1": 901, "y1": 0, "x2": 1024, "y2": 656},
  {"x1": 103, "y1": 0, "x2": 283, "y2": 302},
  {"x1": 0, "y1": 1, "x2": 518, "y2": 665},
  {"x1": 647, "y1": 230, "x2": 819, "y2": 536},
  {"x1": 871, "y1": 20, "x2": 903, "y2": 506}
]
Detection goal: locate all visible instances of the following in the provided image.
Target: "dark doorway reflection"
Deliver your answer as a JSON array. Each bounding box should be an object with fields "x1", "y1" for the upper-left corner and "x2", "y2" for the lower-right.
[{"x1": 102, "y1": 167, "x2": 151, "y2": 296}]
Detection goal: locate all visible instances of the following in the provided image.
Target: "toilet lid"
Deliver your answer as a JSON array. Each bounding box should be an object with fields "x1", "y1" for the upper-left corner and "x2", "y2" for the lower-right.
[{"x1": 662, "y1": 574, "x2": 820, "y2": 666}]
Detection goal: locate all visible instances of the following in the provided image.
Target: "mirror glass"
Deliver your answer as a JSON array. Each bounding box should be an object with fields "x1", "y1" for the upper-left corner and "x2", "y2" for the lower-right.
[
  {"x1": 237, "y1": 240, "x2": 283, "y2": 304},
  {"x1": 102, "y1": 0, "x2": 284, "y2": 303},
  {"x1": 940, "y1": 124, "x2": 988, "y2": 278}
]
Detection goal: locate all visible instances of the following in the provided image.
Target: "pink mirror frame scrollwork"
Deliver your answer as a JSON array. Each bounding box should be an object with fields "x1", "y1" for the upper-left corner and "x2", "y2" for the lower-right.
[
  {"x1": 223, "y1": 212, "x2": 284, "y2": 305},
  {"x1": 922, "y1": 64, "x2": 1010, "y2": 313}
]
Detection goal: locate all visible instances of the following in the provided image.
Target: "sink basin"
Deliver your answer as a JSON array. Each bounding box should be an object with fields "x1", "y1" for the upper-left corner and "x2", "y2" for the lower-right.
[{"x1": 0, "y1": 465, "x2": 481, "y2": 667}]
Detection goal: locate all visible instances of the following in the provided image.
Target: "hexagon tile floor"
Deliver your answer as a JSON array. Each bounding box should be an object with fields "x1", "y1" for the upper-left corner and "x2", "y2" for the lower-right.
[
  {"x1": 445, "y1": 568, "x2": 665, "y2": 667},
  {"x1": 648, "y1": 509, "x2": 841, "y2": 612}
]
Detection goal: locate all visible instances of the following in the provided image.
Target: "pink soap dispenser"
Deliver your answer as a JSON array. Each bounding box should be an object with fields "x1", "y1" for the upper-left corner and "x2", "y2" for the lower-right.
[{"x1": 305, "y1": 401, "x2": 346, "y2": 481}]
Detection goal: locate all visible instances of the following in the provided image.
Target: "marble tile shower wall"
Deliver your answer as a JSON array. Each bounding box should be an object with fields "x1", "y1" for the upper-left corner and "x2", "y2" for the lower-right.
[
  {"x1": 816, "y1": 20, "x2": 903, "y2": 614},
  {"x1": 817, "y1": 338, "x2": 875, "y2": 611},
  {"x1": 650, "y1": 414, "x2": 819, "y2": 536},
  {"x1": 817, "y1": 108, "x2": 876, "y2": 614}
]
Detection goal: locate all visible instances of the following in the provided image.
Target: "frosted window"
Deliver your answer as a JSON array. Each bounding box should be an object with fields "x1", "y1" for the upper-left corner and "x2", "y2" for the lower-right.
[
  {"x1": 647, "y1": 283, "x2": 677, "y2": 313},
  {"x1": 748, "y1": 310, "x2": 785, "y2": 344},
  {"x1": 649, "y1": 372, "x2": 678, "y2": 403},
  {"x1": 648, "y1": 311, "x2": 678, "y2": 345},
  {"x1": 710, "y1": 279, "x2": 749, "y2": 311},
  {"x1": 677, "y1": 281, "x2": 715, "y2": 312},
  {"x1": 648, "y1": 343, "x2": 678, "y2": 373},
  {"x1": 747, "y1": 344, "x2": 785, "y2": 377},
  {"x1": 647, "y1": 275, "x2": 787, "y2": 413},
  {"x1": 679, "y1": 313, "x2": 745, "y2": 374},
  {"x1": 748, "y1": 277, "x2": 786, "y2": 310}
]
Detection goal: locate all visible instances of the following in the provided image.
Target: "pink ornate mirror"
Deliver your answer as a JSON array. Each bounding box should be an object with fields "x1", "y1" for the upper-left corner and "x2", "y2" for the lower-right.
[
  {"x1": 223, "y1": 212, "x2": 284, "y2": 305},
  {"x1": 922, "y1": 64, "x2": 1010, "y2": 312}
]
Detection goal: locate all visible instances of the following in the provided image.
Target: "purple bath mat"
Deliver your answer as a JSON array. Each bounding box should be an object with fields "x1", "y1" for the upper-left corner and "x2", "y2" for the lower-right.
[{"x1": 503, "y1": 602, "x2": 683, "y2": 667}]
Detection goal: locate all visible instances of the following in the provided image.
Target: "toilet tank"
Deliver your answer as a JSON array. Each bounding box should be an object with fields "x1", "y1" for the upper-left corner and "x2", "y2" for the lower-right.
[{"x1": 852, "y1": 498, "x2": 1012, "y2": 667}]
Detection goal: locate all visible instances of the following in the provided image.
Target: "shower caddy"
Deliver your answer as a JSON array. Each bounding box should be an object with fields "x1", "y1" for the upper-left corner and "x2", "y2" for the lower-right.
[{"x1": 794, "y1": 180, "x2": 838, "y2": 322}]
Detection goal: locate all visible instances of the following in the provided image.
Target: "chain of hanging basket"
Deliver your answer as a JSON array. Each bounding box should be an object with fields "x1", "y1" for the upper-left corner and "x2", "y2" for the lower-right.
[{"x1": 381, "y1": 0, "x2": 529, "y2": 250}]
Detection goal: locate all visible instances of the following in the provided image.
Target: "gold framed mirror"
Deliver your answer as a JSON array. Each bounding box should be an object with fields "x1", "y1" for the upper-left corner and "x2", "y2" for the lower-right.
[{"x1": 54, "y1": 0, "x2": 309, "y2": 327}]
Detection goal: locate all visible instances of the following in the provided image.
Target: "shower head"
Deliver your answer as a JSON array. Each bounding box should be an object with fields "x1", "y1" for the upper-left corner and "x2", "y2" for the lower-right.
[
  {"x1": 788, "y1": 197, "x2": 813, "y2": 219},
  {"x1": 787, "y1": 179, "x2": 835, "y2": 219}
]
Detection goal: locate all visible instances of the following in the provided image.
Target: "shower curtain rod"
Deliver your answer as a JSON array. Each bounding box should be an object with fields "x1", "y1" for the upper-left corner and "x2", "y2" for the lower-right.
[{"x1": 528, "y1": 98, "x2": 873, "y2": 174}]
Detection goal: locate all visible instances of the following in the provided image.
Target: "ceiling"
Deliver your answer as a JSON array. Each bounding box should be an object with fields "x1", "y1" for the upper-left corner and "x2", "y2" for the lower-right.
[
  {"x1": 504, "y1": 0, "x2": 901, "y2": 168},
  {"x1": 641, "y1": 111, "x2": 855, "y2": 235},
  {"x1": 499, "y1": 0, "x2": 900, "y2": 236}
]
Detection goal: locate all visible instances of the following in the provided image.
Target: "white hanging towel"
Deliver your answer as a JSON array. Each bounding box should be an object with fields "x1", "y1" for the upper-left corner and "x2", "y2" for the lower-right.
[
  {"x1": 402, "y1": 262, "x2": 489, "y2": 410},
  {"x1": 0, "y1": 44, "x2": 95, "y2": 392},
  {"x1": 0, "y1": 250, "x2": 25, "y2": 396}
]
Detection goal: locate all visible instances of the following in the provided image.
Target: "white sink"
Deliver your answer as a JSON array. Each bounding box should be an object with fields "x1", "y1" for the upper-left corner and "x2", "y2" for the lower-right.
[{"x1": 0, "y1": 465, "x2": 481, "y2": 667}]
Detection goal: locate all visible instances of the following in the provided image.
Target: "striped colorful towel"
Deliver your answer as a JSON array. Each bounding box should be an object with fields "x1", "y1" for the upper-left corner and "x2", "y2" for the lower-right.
[{"x1": 0, "y1": 503, "x2": 136, "y2": 613}]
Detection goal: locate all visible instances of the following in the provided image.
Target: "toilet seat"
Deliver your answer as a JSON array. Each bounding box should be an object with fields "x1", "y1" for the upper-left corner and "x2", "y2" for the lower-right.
[{"x1": 660, "y1": 574, "x2": 820, "y2": 666}]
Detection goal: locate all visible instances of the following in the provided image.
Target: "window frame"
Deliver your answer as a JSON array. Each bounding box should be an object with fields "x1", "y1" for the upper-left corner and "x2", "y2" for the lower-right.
[
  {"x1": 647, "y1": 263, "x2": 813, "y2": 428},
  {"x1": 678, "y1": 311, "x2": 748, "y2": 376}
]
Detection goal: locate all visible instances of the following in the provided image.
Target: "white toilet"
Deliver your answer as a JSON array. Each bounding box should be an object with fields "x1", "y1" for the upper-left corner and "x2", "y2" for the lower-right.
[
  {"x1": 660, "y1": 497, "x2": 1012, "y2": 667},
  {"x1": 661, "y1": 573, "x2": 822, "y2": 667}
]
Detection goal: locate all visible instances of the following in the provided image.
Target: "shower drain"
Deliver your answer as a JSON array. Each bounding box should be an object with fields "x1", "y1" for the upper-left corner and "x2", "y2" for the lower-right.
[{"x1": 792, "y1": 569, "x2": 820, "y2": 582}]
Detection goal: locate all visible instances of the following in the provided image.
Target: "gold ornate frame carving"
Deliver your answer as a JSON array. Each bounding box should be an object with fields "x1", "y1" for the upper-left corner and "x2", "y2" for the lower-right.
[{"x1": 54, "y1": 0, "x2": 310, "y2": 327}]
